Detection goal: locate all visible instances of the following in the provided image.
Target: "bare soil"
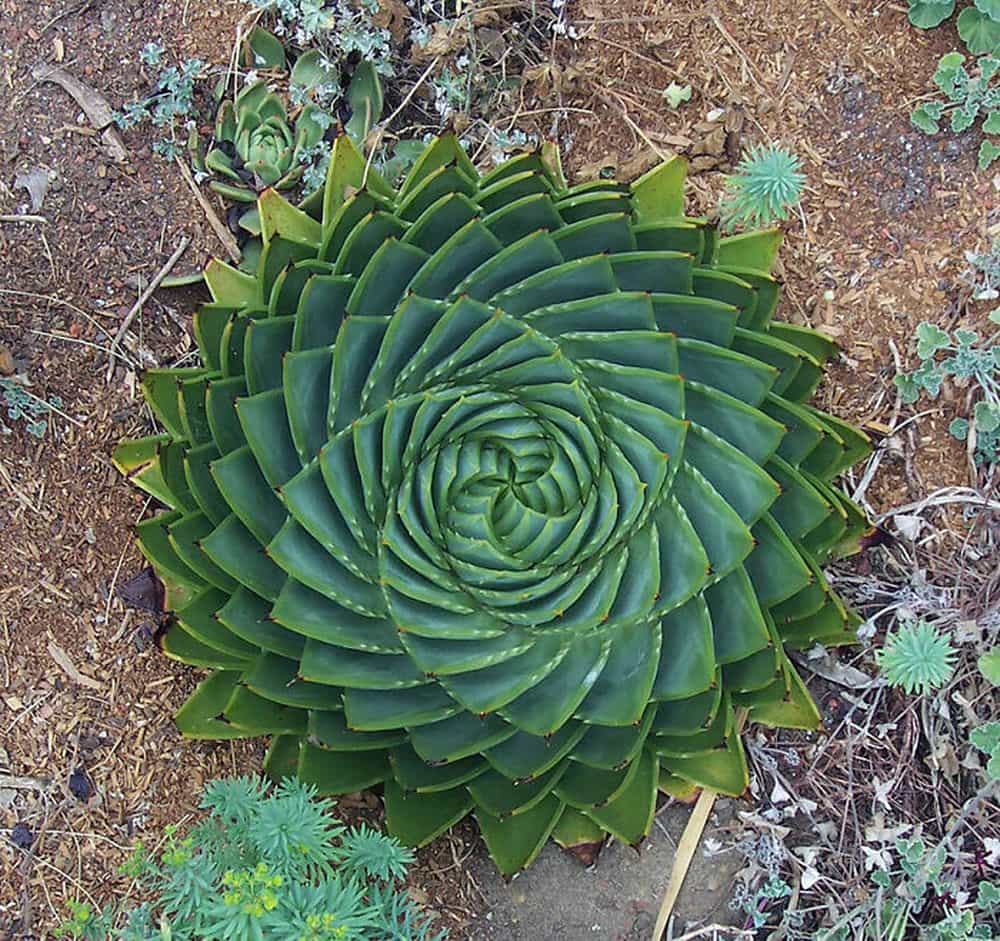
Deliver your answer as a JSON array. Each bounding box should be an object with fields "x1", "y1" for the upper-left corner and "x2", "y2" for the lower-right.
[{"x1": 1, "y1": 0, "x2": 998, "y2": 938}]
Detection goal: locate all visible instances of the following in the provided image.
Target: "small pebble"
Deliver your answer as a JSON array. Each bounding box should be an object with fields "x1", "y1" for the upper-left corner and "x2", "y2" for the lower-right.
[
  {"x1": 10, "y1": 822, "x2": 34, "y2": 850},
  {"x1": 69, "y1": 768, "x2": 93, "y2": 801}
]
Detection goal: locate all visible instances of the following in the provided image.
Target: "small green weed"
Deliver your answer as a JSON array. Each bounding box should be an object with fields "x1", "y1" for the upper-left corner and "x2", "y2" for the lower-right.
[
  {"x1": 910, "y1": 53, "x2": 1000, "y2": 170},
  {"x1": 964, "y1": 238, "x2": 1000, "y2": 301},
  {"x1": 249, "y1": 0, "x2": 394, "y2": 73},
  {"x1": 971, "y1": 647, "x2": 1000, "y2": 778},
  {"x1": 1, "y1": 375, "x2": 63, "y2": 438},
  {"x1": 114, "y1": 53, "x2": 206, "y2": 160},
  {"x1": 818, "y1": 835, "x2": 999, "y2": 940},
  {"x1": 894, "y1": 312, "x2": 1000, "y2": 467},
  {"x1": 907, "y1": 1, "x2": 1000, "y2": 56},
  {"x1": 825, "y1": 633, "x2": 1000, "y2": 940}
]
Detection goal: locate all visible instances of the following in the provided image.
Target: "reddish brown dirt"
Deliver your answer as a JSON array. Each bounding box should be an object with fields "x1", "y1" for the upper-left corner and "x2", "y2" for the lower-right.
[{"x1": 1, "y1": 0, "x2": 996, "y2": 937}]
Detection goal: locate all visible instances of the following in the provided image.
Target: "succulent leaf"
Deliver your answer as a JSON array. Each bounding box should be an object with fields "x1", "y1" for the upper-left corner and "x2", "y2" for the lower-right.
[
  {"x1": 118, "y1": 134, "x2": 872, "y2": 875},
  {"x1": 245, "y1": 27, "x2": 287, "y2": 70},
  {"x1": 345, "y1": 61, "x2": 384, "y2": 143}
]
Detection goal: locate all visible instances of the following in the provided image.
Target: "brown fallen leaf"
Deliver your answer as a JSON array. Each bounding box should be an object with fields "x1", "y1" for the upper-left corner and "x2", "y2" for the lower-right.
[
  {"x1": 412, "y1": 19, "x2": 470, "y2": 60},
  {"x1": 0, "y1": 344, "x2": 14, "y2": 376},
  {"x1": 371, "y1": 0, "x2": 408, "y2": 43},
  {"x1": 31, "y1": 62, "x2": 128, "y2": 163},
  {"x1": 47, "y1": 639, "x2": 103, "y2": 690}
]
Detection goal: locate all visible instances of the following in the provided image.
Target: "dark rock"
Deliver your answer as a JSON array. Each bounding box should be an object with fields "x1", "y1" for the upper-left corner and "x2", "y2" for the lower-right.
[
  {"x1": 68, "y1": 767, "x2": 93, "y2": 801},
  {"x1": 10, "y1": 822, "x2": 34, "y2": 850}
]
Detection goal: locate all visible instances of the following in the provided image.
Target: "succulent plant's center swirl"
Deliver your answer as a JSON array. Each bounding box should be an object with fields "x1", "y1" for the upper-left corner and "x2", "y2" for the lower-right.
[{"x1": 391, "y1": 388, "x2": 627, "y2": 631}]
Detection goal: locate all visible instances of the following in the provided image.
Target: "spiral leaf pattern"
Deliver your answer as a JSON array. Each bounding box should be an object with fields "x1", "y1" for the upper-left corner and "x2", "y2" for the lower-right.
[{"x1": 114, "y1": 135, "x2": 871, "y2": 874}]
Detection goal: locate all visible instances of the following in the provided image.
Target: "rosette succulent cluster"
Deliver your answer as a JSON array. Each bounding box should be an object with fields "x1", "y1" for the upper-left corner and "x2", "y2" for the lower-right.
[
  {"x1": 115, "y1": 134, "x2": 871, "y2": 873},
  {"x1": 206, "y1": 78, "x2": 328, "y2": 200}
]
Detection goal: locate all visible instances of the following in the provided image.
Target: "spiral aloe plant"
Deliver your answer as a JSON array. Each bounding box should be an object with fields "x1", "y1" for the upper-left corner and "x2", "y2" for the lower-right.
[{"x1": 114, "y1": 134, "x2": 871, "y2": 874}]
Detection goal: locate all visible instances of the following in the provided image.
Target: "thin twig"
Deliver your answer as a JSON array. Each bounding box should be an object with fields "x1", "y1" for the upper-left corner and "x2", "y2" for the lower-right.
[
  {"x1": 708, "y1": 14, "x2": 769, "y2": 95},
  {"x1": 383, "y1": 56, "x2": 441, "y2": 131},
  {"x1": 874, "y1": 486, "x2": 1000, "y2": 523},
  {"x1": 106, "y1": 237, "x2": 190, "y2": 382},
  {"x1": 0, "y1": 214, "x2": 48, "y2": 224},
  {"x1": 362, "y1": 56, "x2": 441, "y2": 190},
  {"x1": 852, "y1": 338, "x2": 904, "y2": 506},
  {"x1": 173, "y1": 157, "x2": 241, "y2": 264},
  {"x1": 667, "y1": 926, "x2": 754, "y2": 941},
  {"x1": 31, "y1": 62, "x2": 128, "y2": 162},
  {"x1": 598, "y1": 91, "x2": 669, "y2": 161}
]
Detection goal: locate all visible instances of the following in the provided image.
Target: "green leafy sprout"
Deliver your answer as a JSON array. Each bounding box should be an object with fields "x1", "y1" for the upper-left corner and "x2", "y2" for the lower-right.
[
  {"x1": 719, "y1": 143, "x2": 805, "y2": 232},
  {"x1": 910, "y1": 52, "x2": 1000, "y2": 170},
  {"x1": 894, "y1": 313, "x2": 1000, "y2": 467},
  {"x1": 814, "y1": 639, "x2": 999, "y2": 940},
  {"x1": 820, "y1": 833, "x2": 1000, "y2": 940},
  {"x1": 965, "y1": 237, "x2": 1000, "y2": 301},
  {"x1": 972, "y1": 647, "x2": 1000, "y2": 779},
  {"x1": 907, "y1": 0, "x2": 1000, "y2": 56},
  {"x1": 115, "y1": 55, "x2": 206, "y2": 161},
  {"x1": 876, "y1": 619, "x2": 957, "y2": 695},
  {"x1": 1, "y1": 375, "x2": 64, "y2": 438},
  {"x1": 52, "y1": 775, "x2": 444, "y2": 941},
  {"x1": 661, "y1": 81, "x2": 693, "y2": 109}
]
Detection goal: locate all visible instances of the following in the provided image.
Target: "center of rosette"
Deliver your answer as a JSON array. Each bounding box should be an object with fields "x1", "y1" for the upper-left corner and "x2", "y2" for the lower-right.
[{"x1": 376, "y1": 371, "x2": 676, "y2": 636}]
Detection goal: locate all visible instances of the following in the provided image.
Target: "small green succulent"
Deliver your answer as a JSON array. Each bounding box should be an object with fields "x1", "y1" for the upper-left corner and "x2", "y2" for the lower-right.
[
  {"x1": 876, "y1": 620, "x2": 957, "y2": 695},
  {"x1": 206, "y1": 79, "x2": 330, "y2": 201},
  {"x1": 719, "y1": 143, "x2": 805, "y2": 232}
]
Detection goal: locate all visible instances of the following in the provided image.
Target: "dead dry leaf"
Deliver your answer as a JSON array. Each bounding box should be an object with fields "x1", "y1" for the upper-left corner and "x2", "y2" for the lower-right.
[
  {"x1": 31, "y1": 63, "x2": 128, "y2": 162},
  {"x1": 793, "y1": 650, "x2": 877, "y2": 690},
  {"x1": 477, "y1": 27, "x2": 505, "y2": 60},
  {"x1": 413, "y1": 19, "x2": 469, "y2": 60},
  {"x1": 371, "y1": 0, "x2": 408, "y2": 43},
  {"x1": 864, "y1": 812, "x2": 911, "y2": 844},
  {"x1": 47, "y1": 639, "x2": 103, "y2": 690}
]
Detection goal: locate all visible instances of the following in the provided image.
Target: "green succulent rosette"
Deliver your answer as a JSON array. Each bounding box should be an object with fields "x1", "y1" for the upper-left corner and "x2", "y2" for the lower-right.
[
  {"x1": 239, "y1": 113, "x2": 294, "y2": 186},
  {"x1": 114, "y1": 134, "x2": 871, "y2": 874},
  {"x1": 206, "y1": 79, "x2": 327, "y2": 200}
]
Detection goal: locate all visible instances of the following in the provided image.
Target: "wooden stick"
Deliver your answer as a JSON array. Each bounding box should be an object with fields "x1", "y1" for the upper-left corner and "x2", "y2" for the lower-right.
[
  {"x1": 651, "y1": 786, "x2": 718, "y2": 941},
  {"x1": 0, "y1": 214, "x2": 47, "y2": 224},
  {"x1": 31, "y1": 63, "x2": 128, "y2": 162},
  {"x1": 106, "y1": 236, "x2": 190, "y2": 381},
  {"x1": 174, "y1": 157, "x2": 242, "y2": 264},
  {"x1": 651, "y1": 708, "x2": 749, "y2": 940}
]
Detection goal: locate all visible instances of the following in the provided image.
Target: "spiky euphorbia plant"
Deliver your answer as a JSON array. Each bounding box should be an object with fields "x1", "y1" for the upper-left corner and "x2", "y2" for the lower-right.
[{"x1": 114, "y1": 134, "x2": 871, "y2": 874}]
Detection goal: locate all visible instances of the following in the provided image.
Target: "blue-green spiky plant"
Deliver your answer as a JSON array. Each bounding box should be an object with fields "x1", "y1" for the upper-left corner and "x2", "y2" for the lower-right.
[
  {"x1": 52, "y1": 776, "x2": 441, "y2": 940},
  {"x1": 720, "y1": 143, "x2": 805, "y2": 232},
  {"x1": 876, "y1": 620, "x2": 957, "y2": 695}
]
